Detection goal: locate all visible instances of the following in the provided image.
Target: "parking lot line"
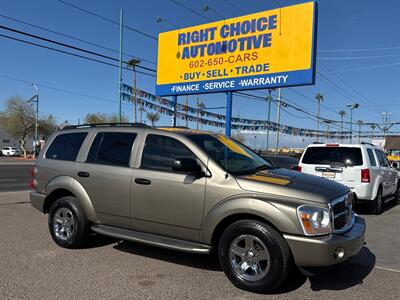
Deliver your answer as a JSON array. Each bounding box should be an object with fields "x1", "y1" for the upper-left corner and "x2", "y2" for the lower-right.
[{"x1": 375, "y1": 266, "x2": 400, "y2": 273}]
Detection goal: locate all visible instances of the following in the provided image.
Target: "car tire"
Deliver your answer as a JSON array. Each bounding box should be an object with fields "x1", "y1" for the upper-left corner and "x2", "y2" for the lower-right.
[
  {"x1": 218, "y1": 220, "x2": 290, "y2": 293},
  {"x1": 48, "y1": 196, "x2": 90, "y2": 249},
  {"x1": 395, "y1": 184, "x2": 400, "y2": 205},
  {"x1": 373, "y1": 187, "x2": 383, "y2": 215}
]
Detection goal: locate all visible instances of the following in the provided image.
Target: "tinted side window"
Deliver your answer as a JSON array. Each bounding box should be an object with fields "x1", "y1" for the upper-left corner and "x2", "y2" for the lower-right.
[
  {"x1": 46, "y1": 132, "x2": 87, "y2": 161},
  {"x1": 87, "y1": 132, "x2": 137, "y2": 167},
  {"x1": 375, "y1": 150, "x2": 388, "y2": 167},
  {"x1": 141, "y1": 135, "x2": 196, "y2": 172},
  {"x1": 367, "y1": 149, "x2": 377, "y2": 166}
]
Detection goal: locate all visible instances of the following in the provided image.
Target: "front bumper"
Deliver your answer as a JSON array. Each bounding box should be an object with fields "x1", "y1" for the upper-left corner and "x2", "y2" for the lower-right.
[
  {"x1": 284, "y1": 215, "x2": 366, "y2": 267},
  {"x1": 30, "y1": 190, "x2": 46, "y2": 213}
]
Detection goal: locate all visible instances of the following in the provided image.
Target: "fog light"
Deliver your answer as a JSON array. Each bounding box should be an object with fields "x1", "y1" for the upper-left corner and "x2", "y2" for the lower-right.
[{"x1": 333, "y1": 246, "x2": 345, "y2": 260}]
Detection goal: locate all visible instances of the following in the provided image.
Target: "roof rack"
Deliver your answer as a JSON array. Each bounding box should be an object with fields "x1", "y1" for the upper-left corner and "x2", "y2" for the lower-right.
[
  {"x1": 62, "y1": 123, "x2": 151, "y2": 130},
  {"x1": 361, "y1": 142, "x2": 375, "y2": 146},
  {"x1": 157, "y1": 126, "x2": 190, "y2": 129}
]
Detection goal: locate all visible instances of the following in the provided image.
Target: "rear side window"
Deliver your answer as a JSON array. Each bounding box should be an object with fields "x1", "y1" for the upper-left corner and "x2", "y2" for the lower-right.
[
  {"x1": 375, "y1": 150, "x2": 389, "y2": 167},
  {"x1": 141, "y1": 134, "x2": 196, "y2": 172},
  {"x1": 46, "y1": 132, "x2": 87, "y2": 161},
  {"x1": 302, "y1": 147, "x2": 363, "y2": 166},
  {"x1": 86, "y1": 132, "x2": 137, "y2": 167},
  {"x1": 367, "y1": 149, "x2": 377, "y2": 166}
]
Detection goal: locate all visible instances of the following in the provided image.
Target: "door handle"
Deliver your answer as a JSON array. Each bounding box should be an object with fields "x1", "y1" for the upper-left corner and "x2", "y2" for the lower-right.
[
  {"x1": 135, "y1": 178, "x2": 151, "y2": 185},
  {"x1": 77, "y1": 171, "x2": 90, "y2": 178}
]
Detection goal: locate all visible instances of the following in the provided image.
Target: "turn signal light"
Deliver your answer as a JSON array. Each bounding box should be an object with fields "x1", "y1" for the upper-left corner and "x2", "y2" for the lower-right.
[{"x1": 361, "y1": 169, "x2": 370, "y2": 183}]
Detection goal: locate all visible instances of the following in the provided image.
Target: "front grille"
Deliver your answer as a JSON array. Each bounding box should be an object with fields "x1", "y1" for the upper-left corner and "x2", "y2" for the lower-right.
[{"x1": 331, "y1": 194, "x2": 353, "y2": 232}]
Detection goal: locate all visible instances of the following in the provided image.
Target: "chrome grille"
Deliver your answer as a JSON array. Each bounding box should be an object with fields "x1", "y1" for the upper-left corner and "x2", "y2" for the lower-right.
[{"x1": 331, "y1": 193, "x2": 354, "y2": 233}]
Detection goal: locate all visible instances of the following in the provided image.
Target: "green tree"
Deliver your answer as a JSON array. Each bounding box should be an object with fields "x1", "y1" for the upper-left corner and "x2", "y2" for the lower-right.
[
  {"x1": 146, "y1": 112, "x2": 160, "y2": 127},
  {"x1": 83, "y1": 113, "x2": 108, "y2": 124},
  {"x1": 83, "y1": 113, "x2": 129, "y2": 124},
  {"x1": 1, "y1": 95, "x2": 55, "y2": 157},
  {"x1": 315, "y1": 93, "x2": 324, "y2": 142}
]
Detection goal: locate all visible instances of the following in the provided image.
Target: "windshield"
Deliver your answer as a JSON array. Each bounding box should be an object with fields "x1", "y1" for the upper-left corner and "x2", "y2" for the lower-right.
[{"x1": 187, "y1": 134, "x2": 270, "y2": 175}]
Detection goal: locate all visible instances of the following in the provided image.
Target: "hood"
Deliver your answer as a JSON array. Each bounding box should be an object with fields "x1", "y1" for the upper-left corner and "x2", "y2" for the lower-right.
[{"x1": 236, "y1": 168, "x2": 349, "y2": 204}]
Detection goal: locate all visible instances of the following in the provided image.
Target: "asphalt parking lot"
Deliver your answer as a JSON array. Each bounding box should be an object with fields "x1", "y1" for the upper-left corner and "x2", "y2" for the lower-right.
[{"x1": 0, "y1": 191, "x2": 399, "y2": 299}]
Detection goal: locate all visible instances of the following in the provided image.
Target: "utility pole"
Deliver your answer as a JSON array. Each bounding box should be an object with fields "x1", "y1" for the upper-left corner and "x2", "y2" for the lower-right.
[
  {"x1": 324, "y1": 120, "x2": 331, "y2": 143},
  {"x1": 382, "y1": 112, "x2": 392, "y2": 137},
  {"x1": 347, "y1": 103, "x2": 359, "y2": 143},
  {"x1": 118, "y1": 9, "x2": 123, "y2": 123},
  {"x1": 266, "y1": 90, "x2": 273, "y2": 153},
  {"x1": 30, "y1": 84, "x2": 39, "y2": 156},
  {"x1": 339, "y1": 110, "x2": 346, "y2": 144},
  {"x1": 275, "y1": 88, "x2": 282, "y2": 153},
  {"x1": 357, "y1": 120, "x2": 364, "y2": 143}
]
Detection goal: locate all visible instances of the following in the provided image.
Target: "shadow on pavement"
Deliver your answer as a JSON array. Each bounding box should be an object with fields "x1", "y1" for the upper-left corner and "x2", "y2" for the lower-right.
[
  {"x1": 306, "y1": 246, "x2": 376, "y2": 291},
  {"x1": 113, "y1": 240, "x2": 221, "y2": 271},
  {"x1": 80, "y1": 233, "x2": 119, "y2": 249},
  {"x1": 354, "y1": 201, "x2": 398, "y2": 215},
  {"x1": 102, "y1": 239, "x2": 375, "y2": 294}
]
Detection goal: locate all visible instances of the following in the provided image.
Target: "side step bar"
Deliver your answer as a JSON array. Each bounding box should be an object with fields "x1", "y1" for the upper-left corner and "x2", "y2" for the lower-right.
[
  {"x1": 91, "y1": 225, "x2": 211, "y2": 254},
  {"x1": 384, "y1": 195, "x2": 395, "y2": 203}
]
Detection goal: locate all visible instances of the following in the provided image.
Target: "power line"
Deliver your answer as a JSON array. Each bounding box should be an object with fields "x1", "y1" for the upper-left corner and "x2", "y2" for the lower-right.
[
  {"x1": 318, "y1": 53, "x2": 400, "y2": 60},
  {"x1": 319, "y1": 62, "x2": 400, "y2": 73},
  {"x1": 0, "y1": 33, "x2": 156, "y2": 78},
  {"x1": 0, "y1": 14, "x2": 156, "y2": 65},
  {"x1": 318, "y1": 61, "x2": 379, "y2": 108},
  {"x1": 168, "y1": 0, "x2": 214, "y2": 21},
  {"x1": 0, "y1": 24, "x2": 156, "y2": 73},
  {"x1": 318, "y1": 45, "x2": 400, "y2": 53},
  {"x1": 222, "y1": 0, "x2": 246, "y2": 13},
  {"x1": 56, "y1": 0, "x2": 157, "y2": 40}
]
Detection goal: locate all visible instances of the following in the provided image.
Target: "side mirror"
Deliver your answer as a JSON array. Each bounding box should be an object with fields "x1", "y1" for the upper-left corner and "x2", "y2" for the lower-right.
[{"x1": 173, "y1": 158, "x2": 203, "y2": 175}]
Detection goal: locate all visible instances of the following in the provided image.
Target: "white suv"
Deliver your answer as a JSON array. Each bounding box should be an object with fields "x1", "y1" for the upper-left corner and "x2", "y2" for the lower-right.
[
  {"x1": 298, "y1": 143, "x2": 400, "y2": 214},
  {"x1": 0, "y1": 147, "x2": 21, "y2": 156}
]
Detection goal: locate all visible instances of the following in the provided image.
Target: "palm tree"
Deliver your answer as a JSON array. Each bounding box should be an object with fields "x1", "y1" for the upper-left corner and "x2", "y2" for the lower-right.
[
  {"x1": 338, "y1": 110, "x2": 346, "y2": 143},
  {"x1": 127, "y1": 58, "x2": 140, "y2": 123},
  {"x1": 356, "y1": 120, "x2": 364, "y2": 143},
  {"x1": 197, "y1": 102, "x2": 206, "y2": 130},
  {"x1": 139, "y1": 105, "x2": 146, "y2": 124},
  {"x1": 146, "y1": 112, "x2": 160, "y2": 127},
  {"x1": 315, "y1": 93, "x2": 324, "y2": 142},
  {"x1": 370, "y1": 124, "x2": 376, "y2": 138}
]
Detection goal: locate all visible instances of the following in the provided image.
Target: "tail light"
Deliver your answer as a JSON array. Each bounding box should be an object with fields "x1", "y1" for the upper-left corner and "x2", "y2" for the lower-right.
[
  {"x1": 361, "y1": 169, "x2": 370, "y2": 183},
  {"x1": 297, "y1": 166, "x2": 302, "y2": 172},
  {"x1": 30, "y1": 167, "x2": 37, "y2": 189}
]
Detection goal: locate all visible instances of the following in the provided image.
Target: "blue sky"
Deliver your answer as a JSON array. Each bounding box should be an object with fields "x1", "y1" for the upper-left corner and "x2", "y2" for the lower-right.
[{"x1": 0, "y1": 0, "x2": 399, "y2": 147}]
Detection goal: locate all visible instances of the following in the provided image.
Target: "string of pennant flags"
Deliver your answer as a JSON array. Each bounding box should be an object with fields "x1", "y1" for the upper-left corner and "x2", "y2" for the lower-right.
[{"x1": 121, "y1": 84, "x2": 395, "y2": 139}]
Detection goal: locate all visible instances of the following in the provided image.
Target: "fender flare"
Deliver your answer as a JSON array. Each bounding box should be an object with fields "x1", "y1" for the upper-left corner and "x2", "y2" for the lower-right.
[
  {"x1": 200, "y1": 197, "x2": 300, "y2": 245},
  {"x1": 45, "y1": 176, "x2": 98, "y2": 223}
]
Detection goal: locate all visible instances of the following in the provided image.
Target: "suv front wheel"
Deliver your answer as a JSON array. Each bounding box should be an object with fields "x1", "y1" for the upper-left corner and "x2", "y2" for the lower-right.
[
  {"x1": 218, "y1": 220, "x2": 290, "y2": 293},
  {"x1": 48, "y1": 196, "x2": 90, "y2": 248}
]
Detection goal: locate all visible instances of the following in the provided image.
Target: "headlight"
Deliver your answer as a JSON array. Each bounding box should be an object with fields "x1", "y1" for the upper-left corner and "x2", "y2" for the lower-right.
[{"x1": 297, "y1": 205, "x2": 332, "y2": 236}]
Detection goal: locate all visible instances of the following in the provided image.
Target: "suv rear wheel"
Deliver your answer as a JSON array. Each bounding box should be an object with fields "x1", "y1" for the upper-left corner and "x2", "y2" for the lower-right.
[
  {"x1": 48, "y1": 196, "x2": 90, "y2": 248},
  {"x1": 373, "y1": 187, "x2": 383, "y2": 215},
  {"x1": 218, "y1": 220, "x2": 290, "y2": 293},
  {"x1": 395, "y1": 184, "x2": 400, "y2": 205}
]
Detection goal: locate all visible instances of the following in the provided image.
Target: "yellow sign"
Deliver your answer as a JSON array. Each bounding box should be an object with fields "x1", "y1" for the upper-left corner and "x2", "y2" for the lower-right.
[{"x1": 156, "y1": 1, "x2": 316, "y2": 96}]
